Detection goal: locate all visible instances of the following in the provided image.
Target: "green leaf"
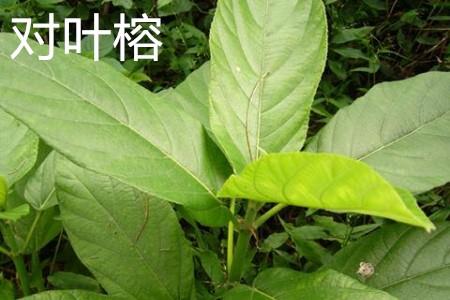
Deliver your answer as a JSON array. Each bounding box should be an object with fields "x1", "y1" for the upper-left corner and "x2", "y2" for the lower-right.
[
  {"x1": 109, "y1": 0, "x2": 133, "y2": 9},
  {"x1": 56, "y1": 158, "x2": 194, "y2": 300},
  {"x1": 24, "y1": 152, "x2": 57, "y2": 211},
  {"x1": 260, "y1": 232, "x2": 289, "y2": 253},
  {"x1": 307, "y1": 72, "x2": 450, "y2": 193},
  {"x1": 0, "y1": 203, "x2": 29, "y2": 221},
  {"x1": 209, "y1": 0, "x2": 327, "y2": 172},
  {"x1": 81, "y1": 34, "x2": 115, "y2": 59},
  {"x1": 157, "y1": 0, "x2": 192, "y2": 16},
  {"x1": 282, "y1": 222, "x2": 331, "y2": 265},
  {"x1": 0, "y1": 33, "x2": 231, "y2": 222},
  {"x1": 47, "y1": 272, "x2": 101, "y2": 292},
  {"x1": 218, "y1": 153, "x2": 434, "y2": 231},
  {"x1": 327, "y1": 222, "x2": 450, "y2": 300},
  {"x1": 0, "y1": 108, "x2": 38, "y2": 185},
  {"x1": 195, "y1": 249, "x2": 225, "y2": 284},
  {"x1": 0, "y1": 275, "x2": 14, "y2": 300},
  {"x1": 223, "y1": 268, "x2": 396, "y2": 300},
  {"x1": 332, "y1": 26, "x2": 375, "y2": 44},
  {"x1": 161, "y1": 62, "x2": 211, "y2": 132},
  {"x1": 20, "y1": 290, "x2": 113, "y2": 300},
  {"x1": 0, "y1": 176, "x2": 6, "y2": 208},
  {"x1": 5, "y1": 190, "x2": 61, "y2": 254}
]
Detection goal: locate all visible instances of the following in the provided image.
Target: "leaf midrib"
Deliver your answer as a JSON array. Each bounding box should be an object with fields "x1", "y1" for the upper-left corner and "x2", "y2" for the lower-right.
[
  {"x1": 379, "y1": 263, "x2": 450, "y2": 291},
  {"x1": 64, "y1": 172, "x2": 175, "y2": 299},
  {"x1": 0, "y1": 52, "x2": 219, "y2": 205},
  {"x1": 357, "y1": 109, "x2": 450, "y2": 161}
]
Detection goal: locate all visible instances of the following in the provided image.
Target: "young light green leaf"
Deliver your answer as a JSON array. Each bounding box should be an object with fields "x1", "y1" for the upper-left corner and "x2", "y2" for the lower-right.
[
  {"x1": 0, "y1": 203, "x2": 29, "y2": 221},
  {"x1": 24, "y1": 152, "x2": 57, "y2": 211},
  {"x1": 223, "y1": 268, "x2": 396, "y2": 300},
  {"x1": 307, "y1": 72, "x2": 450, "y2": 194},
  {"x1": 0, "y1": 176, "x2": 6, "y2": 208},
  {"x1": 56, "y1": 158, "x2": 194, "y2": 300},
  {"x1": 0, "y1": 33, "x2": 231, "y2": 223},
  {"x1": 20, "y1": 290, "x2": 113, "y2": 300},
  {"x1": 218, "y1": 153, "x2": 434, "y2": 231},
  {"x1": 0, "y1": 108, "x2": 38, "y2": 185},
  {"x1": 328, "y1": 222, "x2": 450, "y2": 300},
  {"x1": 209, "y1": 0, "x2": 327, "y2": 172}
]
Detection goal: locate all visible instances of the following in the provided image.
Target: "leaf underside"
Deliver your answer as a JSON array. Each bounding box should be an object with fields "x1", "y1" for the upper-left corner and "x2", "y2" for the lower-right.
[
  {"x1": 209, "y1": 0, "x2": 328, "y2": 172},
  {"x1": 0, "y1": 108, "x2": 38, "y2": 186},
  {"x1": 307, "y1": 71, "x2": 450, "y2": 194},
  {"x1": 0, "y1": 33, "x2": 231, "y2": 225}
]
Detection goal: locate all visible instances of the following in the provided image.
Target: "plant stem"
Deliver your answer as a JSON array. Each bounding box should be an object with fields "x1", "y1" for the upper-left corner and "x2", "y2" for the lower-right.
[
  {"x1": 254, "y1": 203, "x2": 287, "y2": 229},
  {"x1": 0, "y1": 245, "x2": 13, "y2": 257},
  {"x1": 12, "y1": 255, "x2": 31, "y2": 296},
  {"x1": 32, "y1": 252, "x2": 45, "y2": 291},
  {"x1": 228, "y1": 201, "x2": 259, "y2": 282},
  {"x1": 226, "y1": 199, "x2": 236, "y2": 273},
  {"x1": 0, "y1": 222, "x2": 31, "y2": 295},
  {"x1": 21, "y1": 211, "x2": 42, "y2": 253}
]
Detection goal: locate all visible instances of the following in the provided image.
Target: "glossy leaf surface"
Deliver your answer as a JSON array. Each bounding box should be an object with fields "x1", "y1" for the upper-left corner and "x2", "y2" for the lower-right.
[{"x1": 219, "y1": 153, "x2": 434, "y2": 231}]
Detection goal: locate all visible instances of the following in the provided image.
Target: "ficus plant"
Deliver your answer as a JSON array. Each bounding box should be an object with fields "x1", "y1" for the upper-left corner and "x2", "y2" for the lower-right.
[{"x1": 0, "y1": 0, "x2": 448, "y2": 299}]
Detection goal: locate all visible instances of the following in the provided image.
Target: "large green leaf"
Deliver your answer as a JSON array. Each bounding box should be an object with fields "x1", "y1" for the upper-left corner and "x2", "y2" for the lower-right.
[
  {"x1": 0, "y1": 176, "x2": 6, "y2": 208},
  {"x1": 161, "y1": 62, "x2": 211, "y2": 131},
  {"x1": 0, "y1": 108, "x2": 38, "y2": 185},
  {"x1": 307, "y1": 72, "x2": 450, "y2": 193},
  {"x1": 56, "y1": 158, "x2": 194, "y2": 300},
  {"x1": 209, "y1": 0, "x2": 327, "y2": 172},
  {"x1": 218, "y1": 153, "x2": 434, "y2": 231},
  {"x1": 20, "y1": 290, "x2": 113, "y2": 300},
  {"x1": 24, "y1": 151, "x2": 57, "y2": 210},
  {"x1": 223, "y1": 268, "x2": 395, "y2": 300},
  {"x1": 0, "y1": 33, "x2": 230, "y2": 218},
  {"x1": 328, "y1": 222, "x2": 450, "y2": 300}
]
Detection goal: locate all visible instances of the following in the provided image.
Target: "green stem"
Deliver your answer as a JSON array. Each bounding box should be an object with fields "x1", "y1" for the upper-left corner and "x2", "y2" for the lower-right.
[
  {"x1": 32, "y1": 252, "x2": 45, "y2": 291},
  {"x1": 12, "y1": 255, "x2": 31, "y2": 296},
  {"x1": 0, "y1": 245, "x2": 13, "y2": 257},
  {"x1": 0, "y1": 222, "x2": 31, "y2": 295},
  {"x1": 228, "y1": 201, "x2": 259, "y2": 282},
  {"x1": 226, "y1": 199, "x2": 236, "y2": 273},
  {"x1": 21, "y1": 211, "x2": 42, "y2": 254},
  {"x1": 254, "y1": 203, "x2": 287, "y2": 229}
]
